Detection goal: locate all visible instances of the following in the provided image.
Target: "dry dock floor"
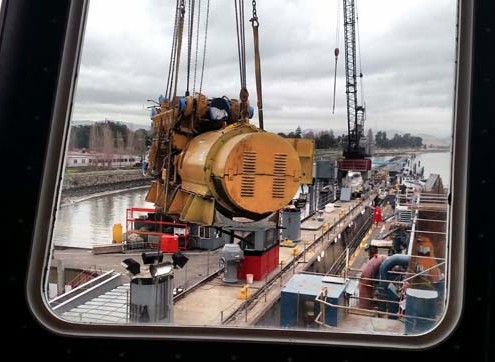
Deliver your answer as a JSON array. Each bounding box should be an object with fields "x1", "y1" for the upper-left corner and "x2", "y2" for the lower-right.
[{"x1": 52, "y1": 194, "x2": 402, "y2": 333}]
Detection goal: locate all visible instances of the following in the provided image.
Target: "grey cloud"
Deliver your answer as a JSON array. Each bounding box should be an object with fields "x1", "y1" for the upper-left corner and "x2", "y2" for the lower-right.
[{"x1": 72, "y1": 0, "x2": 458, "y2": 138}]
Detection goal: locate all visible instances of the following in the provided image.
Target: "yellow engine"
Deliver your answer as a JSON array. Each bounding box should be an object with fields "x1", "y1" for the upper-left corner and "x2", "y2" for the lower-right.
[{"x1": 144, "y1": 93, "x2": 314, "y2": 225}]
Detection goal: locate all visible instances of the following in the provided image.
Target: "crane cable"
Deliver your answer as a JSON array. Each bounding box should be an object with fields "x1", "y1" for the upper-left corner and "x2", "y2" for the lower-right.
[
  {"x1": 332, "y1": 0, "x2": 341, "y2": 115},
  {"x1": 157, "y1": 0, "x2": 184, "y2": 179},
  {"x1": 165, "y1": 0, "x2": 182, "y2": 101},
  {"x1": 250, "y1": 0, "x2": 264, "y2": 129},
  {"x1": 355, "y1": 1, "x2": 365, "y2": 114},
  {"x1": 185, "y1": 0, "x2": 195, "y2": 96},
  {"x1": 199, "y1": 0, "x2": 210, "y2": 94},
  {"x1": 192, "y1": 0, "x2": 202, "y2": 95},
  {"x1": 234, "y1": 0, "x2": 247, "y2": 88},
  {"x1": 165, "y1": 0, "x2": 186, "y2": 210},
  {"x1": 172, "y1": 0, "x2": 186, "y2": 101}
]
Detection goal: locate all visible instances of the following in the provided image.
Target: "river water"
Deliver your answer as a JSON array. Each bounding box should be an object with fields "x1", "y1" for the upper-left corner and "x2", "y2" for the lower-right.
[
  {"x1": 51, "y1": 151, "x2": 451, "y2": 249},
  {"x1": 52, "y1": 187, "x2": 152, "y2": 248},
  {"x1": 372, "y1": 151, "x2": 451, "y2": 186}
]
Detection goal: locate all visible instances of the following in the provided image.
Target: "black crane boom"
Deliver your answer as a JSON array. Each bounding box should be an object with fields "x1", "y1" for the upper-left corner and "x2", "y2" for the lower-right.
[
  {"x1": 337, "y1": 0, "x2": 371, "y2": 176},
  {"x1": 342, "y1": 0, "x2": 366, "y2": 160},
  {"x1": 336, "y1": 0, "x2": 371, "y2": 200}
]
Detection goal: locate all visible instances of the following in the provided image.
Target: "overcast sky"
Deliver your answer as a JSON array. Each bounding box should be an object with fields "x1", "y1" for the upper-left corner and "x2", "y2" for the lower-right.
[{"x1": 71, "y1": 0, "x2": 457, "y2": 138}]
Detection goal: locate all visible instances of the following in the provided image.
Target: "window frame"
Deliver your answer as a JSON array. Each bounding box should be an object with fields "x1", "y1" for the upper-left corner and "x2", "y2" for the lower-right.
[{"x1": 25, "y1": 0, "x2": 472, "y2": 349}]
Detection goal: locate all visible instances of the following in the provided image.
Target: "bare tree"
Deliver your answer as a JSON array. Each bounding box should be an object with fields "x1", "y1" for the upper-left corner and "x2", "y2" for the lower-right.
[
  {"x1": 116, "y1": 130, "x2": 125, "y2": 168},
  {"x1": 303, "y1": 130, "x2": 315, "y2": 140},
  {"x1": 102, "y1": 124, "x2": 114, "y2": 168},
  {"x1": 89, "y1": 124, "x2": 104, "y2": 166},
  {"x1": 135, "y1": 129, "x2": 148, "y2": 161},
  {"x1": 366, "y1": 128, "x2": 374, "y2": 155},
  {"x1": 126, "y1": 129, "x2": 135, "y2": 155},
  {"x1": 89, "y1": 124, "x2": 99, "y2": 151},
  {"x1": 68, "y1": 127, "x2": 78, "y2": 151}
]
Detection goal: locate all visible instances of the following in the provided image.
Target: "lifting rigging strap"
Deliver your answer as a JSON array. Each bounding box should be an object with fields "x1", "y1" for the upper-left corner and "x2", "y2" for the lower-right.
[
  {"x1": 234, "y1": 0, "x2": 249, "y2": 120},
  {"x1": 235, "y1": 0, "x2": 264, "y2": 127},
  {"x1": 250, "y1": 0, "x2": 264, "y2": 130}
]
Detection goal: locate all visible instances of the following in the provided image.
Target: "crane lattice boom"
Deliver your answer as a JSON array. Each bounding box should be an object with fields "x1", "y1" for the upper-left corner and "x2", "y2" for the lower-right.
[{"x1": 338, "y1": 0, "x2": 370, "y2": 175}]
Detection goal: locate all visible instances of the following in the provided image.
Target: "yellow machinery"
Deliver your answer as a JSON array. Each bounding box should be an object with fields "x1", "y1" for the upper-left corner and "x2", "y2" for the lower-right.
[
  {"x1": 112, "y1": 223, "x2": 123, "y2": 244},
  {"x1": 144, "y1": 93, "x2": 314, "y2": 226}
]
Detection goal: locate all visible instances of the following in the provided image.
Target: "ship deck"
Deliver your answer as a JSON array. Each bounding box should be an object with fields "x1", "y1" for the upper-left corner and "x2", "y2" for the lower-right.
[{"x1": 53, "y1": 193, "x2": 406, "y2": 333}]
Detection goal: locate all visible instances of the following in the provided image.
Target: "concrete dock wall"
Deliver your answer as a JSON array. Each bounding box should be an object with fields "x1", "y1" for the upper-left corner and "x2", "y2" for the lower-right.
[{"x1": 61, "y1": 169, "x2": 152, "y2": 198}]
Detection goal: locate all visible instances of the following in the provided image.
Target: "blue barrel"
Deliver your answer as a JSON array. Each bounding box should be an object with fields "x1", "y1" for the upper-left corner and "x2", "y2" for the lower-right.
[{"x1": 404, "y1": 288, "x2": 438, "y2": 335}]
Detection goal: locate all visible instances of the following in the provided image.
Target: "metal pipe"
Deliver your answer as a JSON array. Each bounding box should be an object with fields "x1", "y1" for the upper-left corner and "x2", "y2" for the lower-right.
[
  {"x1": 358, "y1": 254, "x2": 387, "y2": 309},
  {"x1": 378, "y1": 254, "x2": 410, "y2": 290}
]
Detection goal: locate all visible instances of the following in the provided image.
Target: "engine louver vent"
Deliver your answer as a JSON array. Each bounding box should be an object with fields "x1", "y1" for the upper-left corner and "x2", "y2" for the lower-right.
[
  {"x1": 272, "y1": 153, "x2": 287, "y2": 198},
  {"x1": 241, "y1": 151, "x2": 256, "y2": 197}
]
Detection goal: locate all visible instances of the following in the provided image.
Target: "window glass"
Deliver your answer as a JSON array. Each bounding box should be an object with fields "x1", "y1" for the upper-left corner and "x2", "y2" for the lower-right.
[{"x1": 39, "y1": 0, "x2": 464, "y2": 348}]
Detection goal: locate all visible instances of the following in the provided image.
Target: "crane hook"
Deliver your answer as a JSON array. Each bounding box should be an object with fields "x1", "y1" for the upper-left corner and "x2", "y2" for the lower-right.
[{"x1": 332, "y1": 47, "x2": 340, "y2": 114}]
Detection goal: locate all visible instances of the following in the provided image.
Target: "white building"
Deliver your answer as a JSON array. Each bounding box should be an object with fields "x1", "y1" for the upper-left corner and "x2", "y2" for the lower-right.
[{"x1": 65, "y1": 150, "x2": 142, "y2": 168}]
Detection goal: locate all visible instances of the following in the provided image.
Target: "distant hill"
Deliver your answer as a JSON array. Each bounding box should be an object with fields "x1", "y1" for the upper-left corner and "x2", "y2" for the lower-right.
[
  {"x1": 416, "y1": 133, "x2": 451, "y2": 146},
  {"x1": 71, "y1": 120, "x2": 95, "y2": 126},
  {"x1": 305, "y1": 128, "x2": 450, "y2": 147},
  {"x1": 71, "y1": 119, "x2": 151, "y2": 131},
  {"x1": 365, "y1": 129, "x2": 450, "y2": 146}
]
